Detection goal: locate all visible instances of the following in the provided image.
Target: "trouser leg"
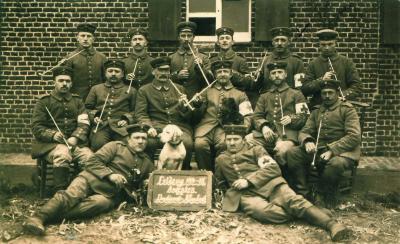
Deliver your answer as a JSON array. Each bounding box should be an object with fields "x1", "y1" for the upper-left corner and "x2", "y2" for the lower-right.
[
  {"x1": 194, "y1": 136, "x2": 212, "y2": 171},
  {"x1": 240, "y1": 194, "x2": 291, "y2": 224},
  {"x1": 45, "y1": 144, "x2": 73, "y2": 191},
  {"x1": 89, "y1": 126, "x2": 113, "y2": 152},
  {"x1": 286, "y1": 146, "x2": 312, "y2": 198},
  {"x1": 64, "y1": 194, "x2": 116, "y2": 220}
]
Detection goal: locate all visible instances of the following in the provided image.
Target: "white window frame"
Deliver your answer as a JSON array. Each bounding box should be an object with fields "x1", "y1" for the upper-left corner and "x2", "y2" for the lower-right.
[{"x1": 186, "y1": 0, "x2": 251, "y2": 43}]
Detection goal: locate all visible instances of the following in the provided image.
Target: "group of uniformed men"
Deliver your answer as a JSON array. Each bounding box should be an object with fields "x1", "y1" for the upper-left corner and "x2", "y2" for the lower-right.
[{"x1": 25, "y1": 21, "x2": 363, "y2": 241}]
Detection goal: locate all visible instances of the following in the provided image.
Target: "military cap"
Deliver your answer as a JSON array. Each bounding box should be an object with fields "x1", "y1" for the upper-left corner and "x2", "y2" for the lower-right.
[
  {"x1": 266, "y1": 61, "x2": 287, "y2": 71},
  {"x1": 177, "y1": 21, "x2": 197, "y2": 33},
  {"x1": 76, "y1": 23, "x2": 96, "y2": 34},
  {"x1": 315, "y1": 29, "x2": 339, "y2": 40},
  {"x1": 270, "y1": 27, "x2": 291, "y2": 38},
  {"x1": 320, "y1": 79, "x2": 341, "y2": 90},
  {"x1": 128, "y1": 28, "x2": 149, "y2": 41},
  {"x1": 211, "y1": 60, "x2": 233, "y2": 72},
  {"x1": 104, "y1": 59, "x2": 126, "y2": 72},
  {"x1": 126, "y1": 124, "x2": 150, "y2": 134},
  {"x1": 216, "y1": 27, "x2": 234, "y2": 37},
  {"x1": 53, "y1": 66, "x2": 73, "y2": 78},
  {"x1": 223, "y1": 124, "x2": 247, "y2": 137},
  {"x1": 150, "y1": 57, "x2": 171, "y2": 68}
]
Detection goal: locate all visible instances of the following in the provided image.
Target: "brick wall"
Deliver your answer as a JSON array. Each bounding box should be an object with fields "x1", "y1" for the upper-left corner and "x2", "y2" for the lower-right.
[{"x1": 1, "y1": 0, "x2": 399, "y2": 156}]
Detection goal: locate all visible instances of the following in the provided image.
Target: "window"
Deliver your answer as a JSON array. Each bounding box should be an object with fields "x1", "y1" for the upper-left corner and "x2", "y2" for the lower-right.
[{"x1": 186, "y1": 0, "x2": 251, "y2": 43}]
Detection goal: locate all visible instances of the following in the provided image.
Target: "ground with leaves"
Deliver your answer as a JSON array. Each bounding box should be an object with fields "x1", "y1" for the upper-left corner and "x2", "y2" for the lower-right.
[{"x1": 1, "y1": 186, "x2": 399, "y2": 243}]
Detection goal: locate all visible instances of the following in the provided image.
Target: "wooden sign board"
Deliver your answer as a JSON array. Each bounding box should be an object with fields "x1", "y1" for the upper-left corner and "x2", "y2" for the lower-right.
[{"x1": 147, "y1": 170, "x2": 213, "y2": 211}]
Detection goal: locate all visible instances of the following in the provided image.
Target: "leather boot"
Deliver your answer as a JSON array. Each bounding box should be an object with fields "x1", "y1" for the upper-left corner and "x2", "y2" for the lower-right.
[
  {"x1": 303, "y1": 206, "x2": 352, "y2": 241},
  {"x1": 23, "y1": 193, "x2": 65, "y2": 235},
  {"x1": 53, "y1": 167, "x2": 70, "y2": 191}
]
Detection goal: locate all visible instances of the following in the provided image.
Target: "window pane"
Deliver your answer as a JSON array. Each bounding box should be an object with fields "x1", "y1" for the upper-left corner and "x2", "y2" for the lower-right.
[
  {"x1": 189, "y1": 17, "x2": 216, "y2": 36},
  {"x1": 189, "y1": 0, "x2": 215, "y2": 13},
  {"x1": 222, "y1": 0, "x2": 249, "y2": 32}
]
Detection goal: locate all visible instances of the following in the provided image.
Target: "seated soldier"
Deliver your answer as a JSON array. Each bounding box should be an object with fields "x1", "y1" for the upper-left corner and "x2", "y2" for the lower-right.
[
  {"x1": 135, "y1": 56, "x2": 194, "y2": 169},
  {"x1": 31, "y1": 66, "x2": 93, "y2": 191},
  {"x1": 85, "y1": 59, "x2": 137, "y2": 151},
  {"x1": 24, "y1": 124, "x2": 154, "y2": 236},
  {"x1": 286, "y1": 79, "x2": 361, "y2": 207},
  {"x1": 215, "y1": 120, "x2": 352, "y2": 242},
  {"x1": 194, "y1": 60, "x2": 253, "y2": 171},
  {"x1": 246, "y1": 61, "x2": 309, "y2": 170}
]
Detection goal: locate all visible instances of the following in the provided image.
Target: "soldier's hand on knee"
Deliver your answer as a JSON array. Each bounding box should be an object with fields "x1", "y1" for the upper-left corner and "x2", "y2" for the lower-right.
[
  {"x1": 108, "y1": 173, "x2": 127, "y2": 188},
  {"x1": 117, "y1": 120, "x2": 128, "y2": 127},
  {"x1": 148, "y1": 127, "x2": 158, "y2": 137},
  {"x1": 53, "y1": 131, "x2": 64, "y2": 143},
  {"x1": 320, "y1": 150, "x2": 333, "y2": 161},
  {"x1": 232, "y1": 179, "x2": 249, "y2": 190},
  {"x1": 67, "y1": 137, "x2": 78, "y2": 147},
  {"x1": 262, "y1": 126, "x2": 275, "y2": 143},
  {"x1": 305, "y1": 142, "x2": 316, "y2": 154}
]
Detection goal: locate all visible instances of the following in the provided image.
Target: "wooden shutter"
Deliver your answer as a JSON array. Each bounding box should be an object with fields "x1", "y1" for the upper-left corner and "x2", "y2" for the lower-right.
[
  {"x1": 382, "y1": 0, "x2": 400, "y2": 44},
  {"x1": 149, "y1": 0, "x2": 181, "y2": 41},
  {"x1": 255, "y1": 0, "x2": 289, "y2": 41}
]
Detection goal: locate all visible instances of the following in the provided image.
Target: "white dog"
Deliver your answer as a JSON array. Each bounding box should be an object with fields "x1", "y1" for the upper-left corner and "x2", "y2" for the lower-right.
[{"x1": 158, "y1": 124, "x2": 186, "y2": 170}]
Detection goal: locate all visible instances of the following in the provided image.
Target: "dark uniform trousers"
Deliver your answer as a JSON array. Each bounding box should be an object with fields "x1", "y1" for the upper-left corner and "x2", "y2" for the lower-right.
[
  {"x1": 215, "y1": 144, "x2": 313, "y2": 224},
  {"x1": 285, "y1": 99, "x2": 361, "y2": 197}
]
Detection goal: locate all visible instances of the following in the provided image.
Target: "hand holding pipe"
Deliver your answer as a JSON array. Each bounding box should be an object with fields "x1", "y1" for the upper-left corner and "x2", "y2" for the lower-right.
[
  {"x1": 186, "y1": 42, "x2": 211, "y2": 86},
  {"x1": 45, "y1": 106, "x2": 72, "y2": 150},
  {"x1": 126, "y1": 58, "x2": 140, "y2": 94},
  {"x1": 327, "y1": 57, "x2": 346, "y2": 100},
  {"x1": 168, "y1": 79, "x2": 194, "y2": 111},
  {"x1": 38, "y1": 49, "x2": 85, "y2": 76},
  {"x1": 93, "y1": 93, "x2": 110, "y2": 133}
]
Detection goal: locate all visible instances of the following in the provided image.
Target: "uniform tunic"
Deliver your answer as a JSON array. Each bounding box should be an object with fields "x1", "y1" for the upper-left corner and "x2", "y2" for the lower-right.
[
  {"x1": 251, "y1": 83, "x2": 309, "y2": 145},
  {"x1": 302, "y1": 53, "x2": 362, "y2": 107},
  {"x1": 135, "y1": 79, "x2": 194, "y2": 168},
  {"x1": 49, "y1": 140, "x2": 154, "y2": 220},
  {"x1": 85, "y1": 81, "x2": 137, "y2": 151},
  {"x1": 286, "y1": 99, "x2": 361, "y2": 197},
  {"x1": 122, "y1": 52, "x2": 154, "y2": 90},
  {"x1": 194, "y1": 82, "x2": 253, "y2": 170},
  {"x1": 31, "y1": 91, "x2": 90, "y2": 159},
  {"x1": 215, "y1": 144, "x2": 313, "y2": 223},
  {"x1": 64, "y1": 47, "x2": 107, "y2": 100},
  {"x1": 169, "y1": 46, "x2": 211, "y2": 99}
]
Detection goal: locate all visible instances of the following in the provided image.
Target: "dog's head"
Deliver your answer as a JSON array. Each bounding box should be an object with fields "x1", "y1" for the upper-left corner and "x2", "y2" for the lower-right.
[
  {"x1": 220, "y1": 97, "x2": 244, "y2": 125},
  {"x1": 160, "y1": 124, "x2": 183, "y2": 145}
]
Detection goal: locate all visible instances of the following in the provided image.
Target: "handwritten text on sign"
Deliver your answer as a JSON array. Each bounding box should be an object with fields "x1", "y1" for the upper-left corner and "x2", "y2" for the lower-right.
[{"x1": 147, "y1": 170, "x2": 212, "y2": 211}]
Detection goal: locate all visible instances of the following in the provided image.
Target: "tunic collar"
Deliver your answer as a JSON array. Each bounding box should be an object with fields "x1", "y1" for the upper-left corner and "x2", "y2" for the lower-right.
[
  {"x1": 77, "y1": 46, "x2": 96, "y2": 56},
  {"x1": 269, "y1": 82, "x2": 290, "y2": 93},
  {"x1": 129, "y1": 50, "x2": 149, "y2": 60},
  {"x1": 152, "y1": 79, "x2": 170, "y2": 91},
  {"x1": 218, "y1": 49, "x2": 236, "y2": 60},
  {"x1": 177, "y1": 46, "x2": 192, "y2": 55},
  {"x1": 214, "y1": 81, "x2": 234, "y2": 90},
  {"x1": 104, "y1": 81, "x2": 124, "y2": 89},
  {"x1": 271, "y1": 49, "x2": 290, "y2": 59},
  {"x1": 51, "y1": 90, "x2": 72, "y2": 101},
  {"x1": 320, "y1": 99, "x2": 341, "y2": 112},
  {"x1": 319, "y1": 52, "x2": 339, "y2": 61}
]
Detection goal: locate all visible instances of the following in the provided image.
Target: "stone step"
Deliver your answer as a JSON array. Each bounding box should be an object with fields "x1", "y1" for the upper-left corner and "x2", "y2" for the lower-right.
[{"x1": 0, "y1": 153, "x2": 399, "y2": 193}]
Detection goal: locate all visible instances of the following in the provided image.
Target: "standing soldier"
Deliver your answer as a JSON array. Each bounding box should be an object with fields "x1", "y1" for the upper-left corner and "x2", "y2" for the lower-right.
[
  {"x1": 24, "y1": 124, "x2": 154, "y2": 236},
  {"x1": 209, "y1": 27, "x2": 252, "y2": 91},
  {"x1": 135, "y1": 57, "x2": 194, "y2": 170},
  {"x1": 64, "y1": 23, "x2": 107, "y2": 100},
  {"x1": 215, "y1": 122, "x2": 352, "y2": 242},
  {"x1": 286, "y1": 79, "x2": 361, "y2": 207},
  {"x1": 31, "y1": 66, "x2": 93, "y2": 191},
  {"x1": 194, "y1": 60, "x2": 253, "y2": 171},
  {"x1": 250, "y1": 27, "x2": 304, "y2": 106},
  {"x1": 85, "y1": 60, "x2": 137, "y2": 151},
  {"x1": 246, "y1": 62, "x2": 309, "y2": 167},
  {"x1": 122, "y1": 28, "x2": 154, "y2": 90},
  {"x1": 302, "y1": 29, "x2": 362, "y2": 107},
  {"x1": 169, "y1": 21, "x2": 212, "y2": 99}
]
